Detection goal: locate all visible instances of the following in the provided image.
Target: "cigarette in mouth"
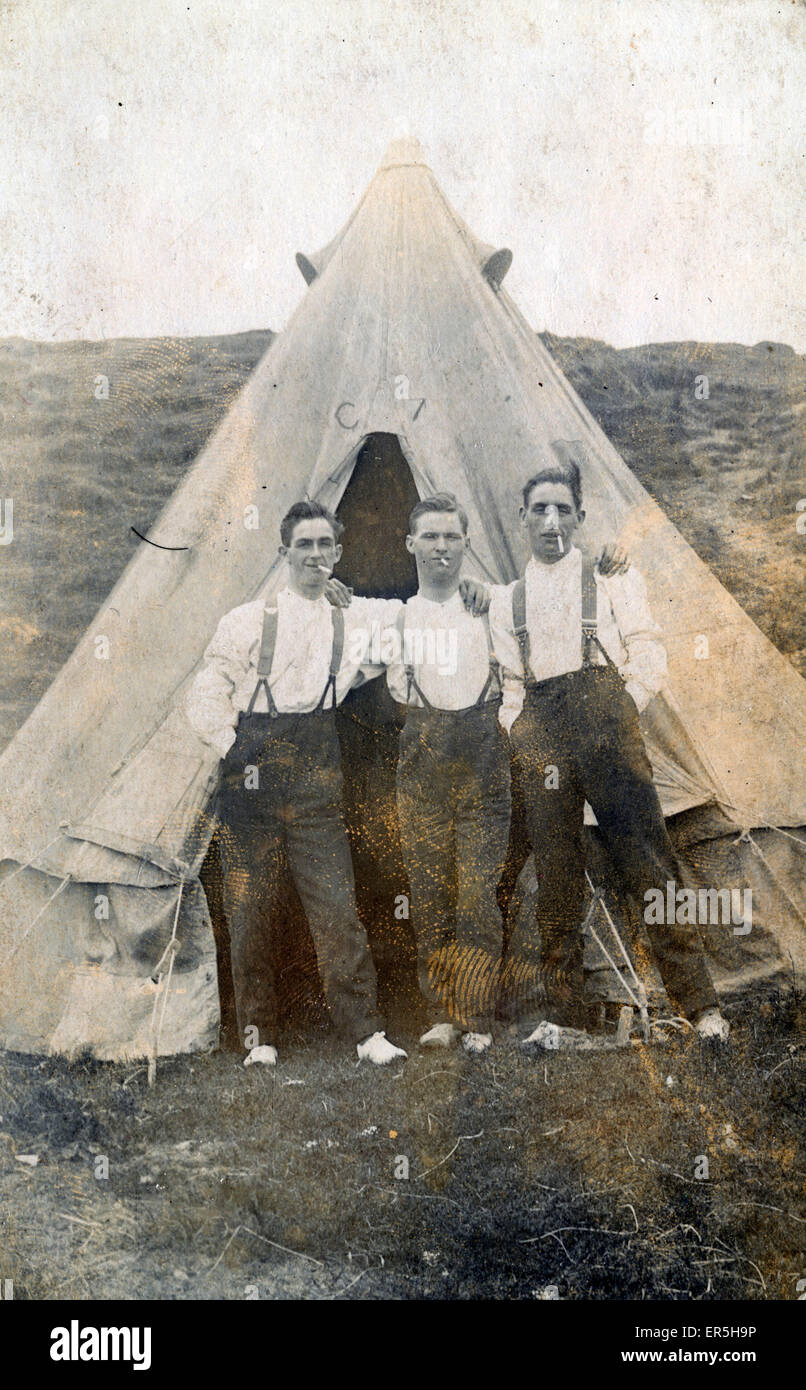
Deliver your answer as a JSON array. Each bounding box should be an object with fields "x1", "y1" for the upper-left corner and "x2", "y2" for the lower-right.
[
  {"x1": 555, "y1": 535, "x2": 564, "y2": 553},
  {"x1": 437, "y1": 558, "x2": 450, "y2": 567}
]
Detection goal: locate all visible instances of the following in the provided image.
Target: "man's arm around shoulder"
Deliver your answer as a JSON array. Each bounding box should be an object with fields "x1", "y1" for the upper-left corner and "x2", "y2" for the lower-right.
[{"x1": 600, "y1": 563, "x2": 667, "y2": 712}]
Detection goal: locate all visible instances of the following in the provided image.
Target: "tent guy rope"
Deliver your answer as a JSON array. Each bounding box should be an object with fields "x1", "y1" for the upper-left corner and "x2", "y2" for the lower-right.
[{"x1": 147, "y1": 878, "x2": 185, "y2": 1086}]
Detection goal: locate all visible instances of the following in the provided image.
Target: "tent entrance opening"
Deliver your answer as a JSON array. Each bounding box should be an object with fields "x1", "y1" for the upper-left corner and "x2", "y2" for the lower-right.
[{"x1": 334, "y1": 433, "x2": 422, "y2": 1027}]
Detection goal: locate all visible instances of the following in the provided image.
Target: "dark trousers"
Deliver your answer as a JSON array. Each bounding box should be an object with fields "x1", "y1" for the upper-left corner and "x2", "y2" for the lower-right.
[
  {"x1": 396, "y1": 701, "x2": 511, "y2": 1031},
  {"x1": 504, "y1": 665, "x2": 717, "y2": 1027},
  {"x1": 216, "y1": 709, "x2": 382, "y2": 1046}
]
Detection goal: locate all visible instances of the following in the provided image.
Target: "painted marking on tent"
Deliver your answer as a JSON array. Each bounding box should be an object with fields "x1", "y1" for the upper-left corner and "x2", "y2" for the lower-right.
[
  {"x1": 335, "y1": 402, "x2": 359, "y2": 429},
  {"x1": 130, "y1": 527, "x2": 189, "y2": 551}
]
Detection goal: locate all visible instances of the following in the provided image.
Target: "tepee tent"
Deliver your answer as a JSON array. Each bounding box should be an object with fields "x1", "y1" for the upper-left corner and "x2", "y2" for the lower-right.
[{"x1": 1, "y1": 137, "x2": 805, "y2": 1059}]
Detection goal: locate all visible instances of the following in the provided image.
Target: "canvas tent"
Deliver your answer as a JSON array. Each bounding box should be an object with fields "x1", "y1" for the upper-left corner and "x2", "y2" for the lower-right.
[{"x1": 1, "y1": 136, "x2": 805, "y2": 1060}]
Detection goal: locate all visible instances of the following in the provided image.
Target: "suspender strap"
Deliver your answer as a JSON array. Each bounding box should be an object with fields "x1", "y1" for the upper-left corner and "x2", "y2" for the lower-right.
[
  {"x1": 315, "y1": 606, "x2": 345, "y2": 710},
  {"x1": 475, "y1": 611, "x2": 502, "y2": 707},
  {"x1": 394, "y1": 606, "x2": 433, "y2": 710},
  {"x1": 580, "y1": 555, "x2": 598, "y2": 667},
  {"x1": 329, "y1": 607, "x2": 344, "y2": 678},
  {"x1": 580, "y1": 556, "x2": 616, "y2": 669},
  {"x1": 511, "y1": 578, "x2": 530, "y2": 677},
  {"x1": 256, "y1": 607, "x2": 279, "y2": 678},
  {"x1": 246, "y1": 607, "x2": 280, "y2": 715}
]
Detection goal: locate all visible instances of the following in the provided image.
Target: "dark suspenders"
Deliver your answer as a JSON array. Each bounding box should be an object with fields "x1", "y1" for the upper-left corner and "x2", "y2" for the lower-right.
[
  {"x1": 245, "y1": 604, "x2": 345, "y2": 717},
  {"x1": 580, "y1": 557, "x2": 615, "y2": 668},
  {"x1": 245, "y1": 607, "x2": 279, "y2": 715},
  {"x1": 511, "y1": 555, "x2": 616, "y2": 684},
  {"x1": 319, "y1": 606, "x2": 345, "y2": 711},
  {"x1": 396, "y1": 605, "x2": 501, "y2": 711},
  {"x1": 511, "y1": 576, "x2": 531, "y2": 675}
]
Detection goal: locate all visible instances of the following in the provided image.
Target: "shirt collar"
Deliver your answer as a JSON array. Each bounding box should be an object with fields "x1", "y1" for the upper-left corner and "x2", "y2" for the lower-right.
[
  {"x1": 277, "y1": 585, "x2": 330, "y2": 612},
  {"x1": 526, "y1": 547, "x2": 581, "y2": 582},
  {"x1": 412, "y1": 588, "x2": 465, "y2": 612}
]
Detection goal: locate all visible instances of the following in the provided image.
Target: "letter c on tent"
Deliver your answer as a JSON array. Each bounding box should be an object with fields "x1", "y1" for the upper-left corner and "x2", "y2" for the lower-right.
[{"x1": 335, "y1": 402, "x2": 359, "y2": 430}]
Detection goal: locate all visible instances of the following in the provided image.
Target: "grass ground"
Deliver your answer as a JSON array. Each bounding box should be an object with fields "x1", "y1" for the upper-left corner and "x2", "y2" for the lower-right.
[{"x1": 1, "y1": 992, "x2": 804, "y2": 1301}]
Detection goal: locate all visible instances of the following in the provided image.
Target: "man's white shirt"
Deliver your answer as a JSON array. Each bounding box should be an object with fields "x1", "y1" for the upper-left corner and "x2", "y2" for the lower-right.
[
  {"x1": 385, "y1": 590, "x2": 493, "y2": 710},
  {"x1": 488, "y1": 548, "x2": 667, "y2": 732},
  {"x1": 185, "y1": 587, "x2": 401, "y2": 758}
]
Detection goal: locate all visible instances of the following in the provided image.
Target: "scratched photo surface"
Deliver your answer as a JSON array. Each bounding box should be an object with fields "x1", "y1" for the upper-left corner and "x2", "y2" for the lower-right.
[{"x1": 0, "y1": 0, "x2": 804, "y2": 1303}]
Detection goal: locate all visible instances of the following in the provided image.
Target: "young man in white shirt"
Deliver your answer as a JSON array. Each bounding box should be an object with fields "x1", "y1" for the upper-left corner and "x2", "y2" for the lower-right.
[
  {"x1": 185, "y1": 500, "x2": 410, "y2": 1068},
  {"x1": 489, "y1": 459, "x2": 730, "y2": 1045},
  {"x1": 387, "y1": 494, "x2": 511, "y2": 1055}
]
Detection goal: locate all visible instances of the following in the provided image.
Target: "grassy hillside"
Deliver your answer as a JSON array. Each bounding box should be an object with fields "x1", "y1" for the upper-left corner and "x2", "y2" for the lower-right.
[
  {"x1": 546, "y1": 335, "x2": 806, "y2": 672},
  {"x1": 0, "y1": 331, "x2": 274, "y2": 746},
  {"x1": 0, "y1": 329, "x2": 803, "y2": 748}
]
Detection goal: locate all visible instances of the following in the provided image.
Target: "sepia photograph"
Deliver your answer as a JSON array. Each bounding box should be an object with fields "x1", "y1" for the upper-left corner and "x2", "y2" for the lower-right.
[{"x1": 0, "y1": 0, "x2": 804, "y2": 1346}]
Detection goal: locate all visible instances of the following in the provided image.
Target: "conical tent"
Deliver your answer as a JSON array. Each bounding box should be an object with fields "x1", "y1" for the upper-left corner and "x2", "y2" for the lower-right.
[{"x1": 1, "y1": 136, "x2": 805, "y2": 1058}]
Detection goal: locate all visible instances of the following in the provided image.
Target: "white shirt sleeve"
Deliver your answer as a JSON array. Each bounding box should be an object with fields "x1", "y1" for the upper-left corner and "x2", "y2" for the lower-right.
[
  {"x1": 600, "y1": 566, "x2": 667, "y2": 712},
  {"x1": 489, "y1": 583, "x2": 525, "y2": 732},
  {"x1": 184, "y1": 609, "x2": 253, "y2": 758},
  {"x1": 345, "y1": 595, "x2": 404, "y2": 682}
]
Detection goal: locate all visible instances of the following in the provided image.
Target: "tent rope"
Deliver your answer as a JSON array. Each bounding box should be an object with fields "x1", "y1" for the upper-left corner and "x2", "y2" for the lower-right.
[
  {"x1": 585, "y1": 870, "x2": 643, "y2": 992},
  {"x1": 761, "y1": 823, "x2": 806, "y2": 854},
  {"x1": 587, "y1": 919, "x2": 641, "y2": 1011},
  {"x1": 147, "y1": 878, "x2": 185, "y2": 1087},
  {"x1": 0, "y1": 874, "x2": 72, "y2": 971},
  {"x1": 704, "y1": 779, "x2": 806, "y2": 858},
  {"x1": 583, "y1": 871, "x2": 651, "y2": 1040}
]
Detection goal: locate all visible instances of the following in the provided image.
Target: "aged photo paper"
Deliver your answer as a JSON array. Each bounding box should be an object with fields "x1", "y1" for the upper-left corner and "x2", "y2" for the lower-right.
[{"x1": 0, "y1": 0, "x2": 803, "y2": 1332}]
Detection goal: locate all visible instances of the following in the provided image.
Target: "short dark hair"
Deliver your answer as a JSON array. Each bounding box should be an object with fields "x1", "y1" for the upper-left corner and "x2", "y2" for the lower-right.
[
  {"x1": 408, "y1": 492, "x2": 469, "y2": 536},
  {"x1": 522, "y1": 444, "x2": 584, "y2": 513},
  {"x1": 280, "y1": 499, "x2": 344, "y2": 548}
]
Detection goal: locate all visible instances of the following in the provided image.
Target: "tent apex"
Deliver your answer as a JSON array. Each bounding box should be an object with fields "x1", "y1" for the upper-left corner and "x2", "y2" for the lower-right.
[{"x1": 379, "y1": 136, "x2": 429, "y2": 169}]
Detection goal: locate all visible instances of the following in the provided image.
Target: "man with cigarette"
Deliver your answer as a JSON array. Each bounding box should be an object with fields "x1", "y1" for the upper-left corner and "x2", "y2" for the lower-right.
[
  {"x1": 185, "y1": 500, "x2": 410, "y2": 1068},
  {"x1": 489, "y1": 454, "x2": 730, "y2": 1044},
  {"x1": 386, "y1": 493, "x2": 512, "y2": 1054}
]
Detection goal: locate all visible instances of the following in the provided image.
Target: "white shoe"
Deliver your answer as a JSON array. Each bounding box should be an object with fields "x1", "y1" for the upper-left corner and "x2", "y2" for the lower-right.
[
  {"x1": 243, "y1": 1044, "x2": 278, "y2": 1067},
  {"x1": 522, "y1": 1021, "x2": 605, "y2": 1051},
  {"x1": 419, "y1": 1022, "x2": 461, "y2": 1049},
  {"x1": 693, "y1": 1008, "x2": 730, "y2": 1042},
  {"x1": 523, "y1": 1021, "x2": 562, "y2": 1049},
  {"x1": 356, "y1": 1031, "x2": 408, "y2": 1065},
  {"x1": 462, "y1": 1032, "x2": 492, "y2": 1054}
]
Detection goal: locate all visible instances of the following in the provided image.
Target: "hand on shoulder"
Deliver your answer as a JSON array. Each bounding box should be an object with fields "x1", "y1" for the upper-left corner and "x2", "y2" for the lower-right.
[{"x1": 596, "y1": 542, "x2": 631, "y2": 578}]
